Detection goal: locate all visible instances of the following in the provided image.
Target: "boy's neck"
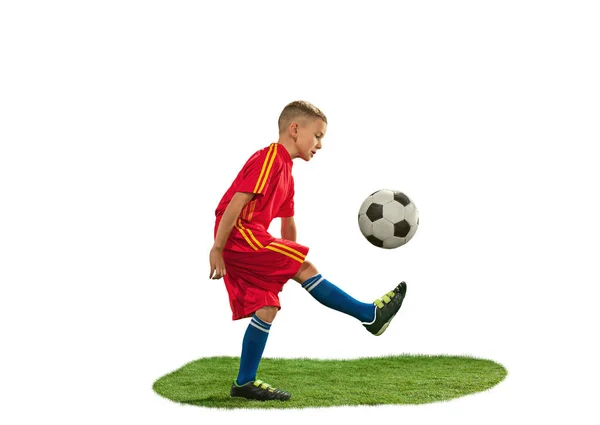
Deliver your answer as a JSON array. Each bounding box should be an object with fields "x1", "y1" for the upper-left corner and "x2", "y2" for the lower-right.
[{"x1": 276, "y1": 139, "x2": 297, "y2": 159}]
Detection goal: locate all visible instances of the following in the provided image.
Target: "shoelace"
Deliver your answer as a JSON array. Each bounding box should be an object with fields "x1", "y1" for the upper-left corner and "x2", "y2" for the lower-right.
[
  {"x1": 253, "y1": 379, "x2": 277, "y2": 392},
  {"x1": 374, "y1": 291, "x2": 396, "y2": 309}
]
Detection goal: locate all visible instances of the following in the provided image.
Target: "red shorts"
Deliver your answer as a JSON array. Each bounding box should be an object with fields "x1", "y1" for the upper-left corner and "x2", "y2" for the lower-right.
[{"x1": 217, "y1": 220, "x2": 309, "y2": 320}]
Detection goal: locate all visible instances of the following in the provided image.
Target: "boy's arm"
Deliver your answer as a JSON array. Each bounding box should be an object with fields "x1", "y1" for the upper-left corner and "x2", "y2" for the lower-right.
[
  {"x1": 209, "y1": 191, "x2": 254, "y2": 279},
  {"x1": 281, "y1": 216, "x2": 296, "y2": 242}
]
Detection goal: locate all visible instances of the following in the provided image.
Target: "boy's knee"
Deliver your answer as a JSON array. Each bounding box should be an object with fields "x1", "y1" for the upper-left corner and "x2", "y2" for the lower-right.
[
  {"x1": 294, "y1": 260, "x2": 319, "y2": 283},
  {"x1": 255, "y1": 306, "x2": 278, "y2": 323}
]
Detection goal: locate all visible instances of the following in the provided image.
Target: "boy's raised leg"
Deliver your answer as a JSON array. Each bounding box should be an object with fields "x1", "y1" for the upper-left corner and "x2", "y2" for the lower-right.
[{"x1": 295, "y1": 261, "x2": 407, "y2": 336}]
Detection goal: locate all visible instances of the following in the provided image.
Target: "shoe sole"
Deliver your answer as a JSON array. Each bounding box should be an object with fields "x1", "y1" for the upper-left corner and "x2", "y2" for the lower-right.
[
  {"x1": 230, "y1": 387, "x2": 291, "y2": 401},
  {"x1": 374, "y1": 312, "x2": 396, "y2": 336},
  {"x1": 230, "y1": 395, "x2": 290, "y2": 401}
]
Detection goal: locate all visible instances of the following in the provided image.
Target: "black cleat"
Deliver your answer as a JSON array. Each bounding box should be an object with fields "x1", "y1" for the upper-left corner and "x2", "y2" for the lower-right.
[
  {"x1": 363, "y1": 281, "x2": 407, "y2": 336},
  {"x1": 230, "y1": 379, "x2": 291, "y2": 401}
]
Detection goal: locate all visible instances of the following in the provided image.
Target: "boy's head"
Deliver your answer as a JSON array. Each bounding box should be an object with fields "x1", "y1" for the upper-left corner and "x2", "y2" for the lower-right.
[{"x1": 278, "y1": 101, "x2": 327, "y2": 161}]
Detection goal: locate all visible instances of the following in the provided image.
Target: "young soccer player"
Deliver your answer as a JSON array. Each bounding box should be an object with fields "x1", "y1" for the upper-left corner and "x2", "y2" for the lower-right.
[{"x1": 209, "y1": 101, "x2": 407, "y2": 401}]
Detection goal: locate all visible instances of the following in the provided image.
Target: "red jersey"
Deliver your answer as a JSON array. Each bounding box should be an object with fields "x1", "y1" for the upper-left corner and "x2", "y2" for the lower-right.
[
  {"x1": 213, "y1": 142, "x2": 309, "y2": 320},
  {"x1": 215, "y1": 143, "x2": 295, "y2": 245}
]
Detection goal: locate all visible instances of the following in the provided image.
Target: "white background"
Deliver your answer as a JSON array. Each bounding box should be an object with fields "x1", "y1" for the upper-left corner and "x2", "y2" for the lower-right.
[{"x1": 1, "y1": 1, "x2": 599, "y2": 424}]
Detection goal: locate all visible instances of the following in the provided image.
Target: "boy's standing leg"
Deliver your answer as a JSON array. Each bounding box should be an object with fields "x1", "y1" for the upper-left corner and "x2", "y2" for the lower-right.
[
  {"x1": 220, "y1": 237, "x2": 312, "y2": 402},
  {"x1": 230, "y1": 306, "x2": 291, "y2": 401}
]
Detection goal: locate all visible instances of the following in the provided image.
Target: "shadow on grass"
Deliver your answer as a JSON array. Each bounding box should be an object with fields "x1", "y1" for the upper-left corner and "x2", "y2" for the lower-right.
[{"x1": 153, "y1": 355, "x2": 507, "y2": 409}]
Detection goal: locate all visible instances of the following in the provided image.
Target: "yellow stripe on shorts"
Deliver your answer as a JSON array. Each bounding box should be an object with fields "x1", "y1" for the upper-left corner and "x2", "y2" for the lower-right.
[
  {"x1": 269, "y1": 242, "x2": 306, "y2": 259},
  {"x1": 237, "y1": 220, "x2": 264, "y2": 249},
  {"x1": 265, "y1": 245, "x2": 304, "y2": 263},
  {"x1": 235, "y1": 221, "x2": 258, "y2": 251}
]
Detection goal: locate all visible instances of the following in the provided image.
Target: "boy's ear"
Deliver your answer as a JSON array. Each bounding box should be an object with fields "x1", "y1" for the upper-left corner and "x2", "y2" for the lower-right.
[{"x1": 289, "y1": 122, "x2": 299, "y2": 141}]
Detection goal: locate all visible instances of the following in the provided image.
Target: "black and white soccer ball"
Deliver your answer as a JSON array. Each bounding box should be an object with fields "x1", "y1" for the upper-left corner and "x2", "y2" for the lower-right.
[{"x1": 358, "y1": 189, "x2": 419, "y2": 249}]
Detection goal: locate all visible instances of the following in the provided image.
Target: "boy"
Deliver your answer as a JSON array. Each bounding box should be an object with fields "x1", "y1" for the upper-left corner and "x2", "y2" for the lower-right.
[{"x1": 209, "y1": 101, "x2": 407, "y2": 401}]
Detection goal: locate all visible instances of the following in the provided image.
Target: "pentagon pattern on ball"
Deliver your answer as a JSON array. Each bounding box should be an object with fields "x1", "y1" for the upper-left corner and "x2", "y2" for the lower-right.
[
  {"x1": 394, "y1": 220, "x2": 411, "y2": 237},
  {"x1": 365, "y1": 203, "x2": 383, "y2": 222},
  {"x1": 357, "y1": 189, "x2": 420, "y2": 249},
  {"x1": 367, "y1": 235, "x2": 383, "y2": 248},
  {"x1": 393, "y1": 191, "x2": 411, "y2": 206}
]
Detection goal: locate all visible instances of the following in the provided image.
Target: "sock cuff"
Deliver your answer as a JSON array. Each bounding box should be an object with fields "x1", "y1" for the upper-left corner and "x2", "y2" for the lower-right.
[
  {"x1": 361, "y1": 305, "x2": 378, "y2": 325},
  {"x1": 302, "y1": 273, "x2": 324, "y2": 292},
  {"x1": 250, "y1": 314, "x2": 271, "y2": 333}
]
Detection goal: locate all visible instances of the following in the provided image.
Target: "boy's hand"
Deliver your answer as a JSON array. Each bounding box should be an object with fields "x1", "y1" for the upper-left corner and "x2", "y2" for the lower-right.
[{"x1": 209, "y1": 247, "x2": 226, "y2": 279}]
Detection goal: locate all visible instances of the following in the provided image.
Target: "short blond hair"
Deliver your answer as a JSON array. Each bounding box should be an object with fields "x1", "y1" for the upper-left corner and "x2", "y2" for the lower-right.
[{"x1": 278, "y1": 100, "x2": 327, "y2": 133}]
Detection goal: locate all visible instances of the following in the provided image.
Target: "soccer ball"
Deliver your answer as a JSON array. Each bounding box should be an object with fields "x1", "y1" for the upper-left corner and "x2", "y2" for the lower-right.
[{"x1": 358, "y1": 189, "x2": 419, "y2": 249}]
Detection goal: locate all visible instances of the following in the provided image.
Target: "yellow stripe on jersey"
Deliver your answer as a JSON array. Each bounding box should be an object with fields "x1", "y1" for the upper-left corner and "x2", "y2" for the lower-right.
[
  {"x1": 235, "y1": 221, "x2": 258, "y2": 251},
  {"x1": 257, "y1": 144, "x2": 278, "y2": 194},
  {"x1": 265, "y1": 245, "x2": 304, "y2": 263},
  {"x1": 241, "y1": 204, "x2": 249, "y2": 220},
  {"x1": 269, "y1": 242, "x2": 306, "y2": 259},
  {"x1": 253, "y1": 144, "x2": 276, "y2": 194},
  {"x1": 247, "y1": 200, "x2": 256, "y2": 222}
]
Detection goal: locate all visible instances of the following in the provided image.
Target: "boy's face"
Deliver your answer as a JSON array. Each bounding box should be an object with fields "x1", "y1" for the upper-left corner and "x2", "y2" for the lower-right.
[{"x1": 293, "y1": 118, "x2": 327, "y2": 161}]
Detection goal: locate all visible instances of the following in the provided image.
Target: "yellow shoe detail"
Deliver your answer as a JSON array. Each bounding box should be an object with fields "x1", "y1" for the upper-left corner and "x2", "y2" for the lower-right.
[
  {"x1": 374, "y1": 291, "x2": 395, "y2": 309},
  {"x1": 253, "y1": 380, "x2": 276, "y2": 391}
]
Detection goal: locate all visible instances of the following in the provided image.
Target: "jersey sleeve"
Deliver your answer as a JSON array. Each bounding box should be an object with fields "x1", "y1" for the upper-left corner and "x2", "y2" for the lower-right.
[{"x1": 236, "y1": 144, "x2": 280, "y2": 196}]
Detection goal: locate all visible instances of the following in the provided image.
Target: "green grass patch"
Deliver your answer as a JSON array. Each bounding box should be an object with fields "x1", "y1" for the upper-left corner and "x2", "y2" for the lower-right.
[{"x1": 153, "y1": 355, "x2": 507, "y2": 409}]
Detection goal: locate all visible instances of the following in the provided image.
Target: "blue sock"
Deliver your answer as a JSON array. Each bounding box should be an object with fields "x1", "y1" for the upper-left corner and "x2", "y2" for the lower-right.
[
  {"x1": 302, "y1": 274, "x2": 376, "y2": 323},
  {"x1": 235, "y1": 314, "x2": 271, "y2": 386}
]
